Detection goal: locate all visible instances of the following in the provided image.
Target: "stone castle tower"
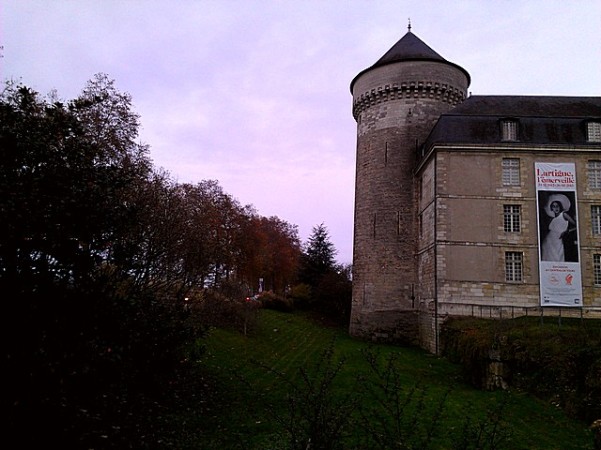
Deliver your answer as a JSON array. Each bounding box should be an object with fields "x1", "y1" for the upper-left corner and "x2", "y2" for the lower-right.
[{"x1": 349, "y1": 27, "x2": 470, "y2": 343}]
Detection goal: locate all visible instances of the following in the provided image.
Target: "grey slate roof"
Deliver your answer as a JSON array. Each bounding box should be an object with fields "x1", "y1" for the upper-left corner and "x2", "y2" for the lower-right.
[
  {"x1": 450, "y1": 95, "x2": 601, "y2": 117},
  {"x1": 351, "y1": 31, "x2": 470, "y2": 92},
  {"x1": 422, "y1": 95, "x2": 601, "y2": 149},
  {"x1": 374, "y1": 31, "x2": 446, "y2": 65}
]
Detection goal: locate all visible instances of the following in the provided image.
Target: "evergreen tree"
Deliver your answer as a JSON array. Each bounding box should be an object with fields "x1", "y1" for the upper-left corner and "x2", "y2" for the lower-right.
[
  {"x1": 300, "y1": 223, "x2": 337, "y2": 288},
  {"x1": 299, "y1": 224, "x2": 352, "y2": 325}
]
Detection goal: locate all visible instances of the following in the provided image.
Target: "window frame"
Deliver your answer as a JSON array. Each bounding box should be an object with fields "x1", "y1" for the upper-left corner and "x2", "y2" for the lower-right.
[
  {"x1": 505, "y1": 251, "x2": 523, "y2": 282},
  {"x1": 502, "y1": 158, "x2": 520, "y2": 186},
  {"x1": 587, "y1": 160, "x2": 601, "y2": 190},
  {"x1": 501, "y1": 119, "x2": 519, "y2": 141},
  {"x1": 592, "y1": 205, "x2": 601, "y2": 236},
  {"x1": 587, "y1": 121, "x2": 601, "y2": 143},
  {"x1": 594, "y1": 254, "x2": 601, "y2": 286},
  {"x1": 503, "y1": 204, "x2": 521, "y2": 233}
]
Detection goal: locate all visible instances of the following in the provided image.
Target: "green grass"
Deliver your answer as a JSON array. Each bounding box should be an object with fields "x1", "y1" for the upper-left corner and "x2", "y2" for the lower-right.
[{"x1": 176, "y1": 310, "x2": 594, "y2": 449}]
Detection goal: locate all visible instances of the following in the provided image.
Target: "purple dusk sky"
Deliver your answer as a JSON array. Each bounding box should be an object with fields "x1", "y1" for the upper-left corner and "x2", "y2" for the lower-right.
[{"x1": 3, "y1": 0, "x2": 600, "y2": 264}]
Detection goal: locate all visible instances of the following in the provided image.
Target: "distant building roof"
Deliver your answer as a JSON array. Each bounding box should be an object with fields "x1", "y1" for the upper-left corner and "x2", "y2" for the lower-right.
[
  {"x1": 351, "y1": 31, "x2": 470, "y2": 92},
  {"x1": 450, "y1": 95, "x2": 601, "y2": 117},
  {"x1": 422, "y1": 95, "x2": 601, "y2": 150}
]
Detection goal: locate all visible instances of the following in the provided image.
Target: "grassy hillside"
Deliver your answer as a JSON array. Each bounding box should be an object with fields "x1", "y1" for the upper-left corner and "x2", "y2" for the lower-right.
[{"x1": 171, "y1": 309, "x2": 594, "y2": 449}]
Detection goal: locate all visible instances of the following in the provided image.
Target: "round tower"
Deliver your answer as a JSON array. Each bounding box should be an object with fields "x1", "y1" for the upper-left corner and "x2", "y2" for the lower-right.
[{"x1": 349, "y1": 28, "x2": 470, "y2": 342}]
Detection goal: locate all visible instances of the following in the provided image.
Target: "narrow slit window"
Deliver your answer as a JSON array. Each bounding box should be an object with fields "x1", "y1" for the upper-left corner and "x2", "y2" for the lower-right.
[{"x1": 385, "y1": 142, "x2": 388, "y2": 166}]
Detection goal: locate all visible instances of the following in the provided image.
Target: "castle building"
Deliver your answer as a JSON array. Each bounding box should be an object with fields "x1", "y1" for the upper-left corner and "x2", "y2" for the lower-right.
[{"x1": 349, "y1": 28, "x2": 601, "y2": 353}]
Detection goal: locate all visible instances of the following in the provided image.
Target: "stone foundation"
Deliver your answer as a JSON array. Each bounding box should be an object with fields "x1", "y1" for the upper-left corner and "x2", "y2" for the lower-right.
[{"x1": 350, "y1": 309, "x2": 419, "y2": 346}]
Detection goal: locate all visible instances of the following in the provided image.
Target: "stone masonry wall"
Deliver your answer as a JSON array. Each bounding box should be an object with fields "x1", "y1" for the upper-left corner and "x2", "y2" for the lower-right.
[
  {"x1": 434, "y1": 149, "x2": 601, "y2": 308},
  {"x1": 350, "y1": 59, "x2": 469, "y2": 342}
]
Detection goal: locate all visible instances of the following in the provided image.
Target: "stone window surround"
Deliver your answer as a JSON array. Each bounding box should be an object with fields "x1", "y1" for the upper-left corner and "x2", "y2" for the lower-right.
[
  {"x1": 505, "y1": 251, "x2": 523, "y2": 282},
  {"x1": 588, "y1": 160, "x2": 601, "y2": 189},
  {"x1": 594, "y1": 254, "x2": 601, "y2": 285},
  {"x1": 592, "y1": 205, "x2": 601, "y2": 235},
  {"x1": 502, "y1": 157, "x2": 520, "y2": 186},
  {"x1": 503, "y1": 204, "x2": 521, "y2": 232}
]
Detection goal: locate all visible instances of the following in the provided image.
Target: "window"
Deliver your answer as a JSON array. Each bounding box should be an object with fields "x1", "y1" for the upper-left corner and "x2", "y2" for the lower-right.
[
  {"x1": 503, "y1": 205, "x2": 521, "y2": 232},
  {"x1": 501, "y1": 120, "x2": 518, "y2": 141},
  {"x1": 593, "y1": 205, "x2": 601, "y2": 235},
  {"x1": 505, "y1": 252, "x2": 523, "y2": 282},
  {"x1": 594, "y1": 255, "x2": 601, "y2": 285},
  {"x1": 587, "y1": 121, "x2": 601, "y2": 142},
  {"x1": 502, "y1": 158, "x2": 520, "y2": 186},
  {"x1": 588, "y1": 160, "x2": 601, "y2": 189}
]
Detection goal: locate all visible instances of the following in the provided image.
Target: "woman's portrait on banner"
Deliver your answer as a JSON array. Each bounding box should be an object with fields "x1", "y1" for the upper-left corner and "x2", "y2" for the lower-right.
[{"x1": 538, "y1": 191, "x2": 578, "y2": 262}]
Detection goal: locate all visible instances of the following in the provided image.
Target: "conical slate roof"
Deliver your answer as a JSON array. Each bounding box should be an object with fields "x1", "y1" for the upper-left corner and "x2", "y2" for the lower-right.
[
  {"x1": 374, "y1": 31, "x2": 446, "y2": 66},
  {"x1": 351, "y1": 30, "x2": 470, "y2": 91}
]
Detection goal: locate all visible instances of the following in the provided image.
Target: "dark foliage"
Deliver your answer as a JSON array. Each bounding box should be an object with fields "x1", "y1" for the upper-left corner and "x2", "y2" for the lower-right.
[
  {"x1": 1, "y1": 76, "x2": 300, "y2": 446},
  {"x1": 313, "y1": 267, "x2": 352, "y2": 326},
  {"x1": 0, "y1": 74, "x2": 358, "y2": 447},
  {"x1": 1, "y1": 76, "x2": 203, "y2": 447},
  {"x1": 298, "y1": 223, "x2": 337, "y2": 288},
  {"x1": 191, "y1": 287, "x2": 261, "y2": 335},
  {"x1": 440, "y1": 316, "x2": 601, "y2": 424},
  {"x1": 297, "y1": 223, "x2": 352, "y2": 324},
  {"x1": 260, "y1": 290, "x2": 295, "y2": 312}
]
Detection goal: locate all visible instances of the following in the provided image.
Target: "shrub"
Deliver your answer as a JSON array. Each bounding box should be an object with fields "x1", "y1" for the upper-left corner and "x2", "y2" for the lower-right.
[
  {"x1": 314, "y1": 271, "x2": 352, "y2": 326},
  {"x1": 288, "y1": 283, "x2": 313, "y2": 309},
  {"x1": 192, "y1": 289, "x2": 260, "y2": 335},
  {"x1": 440, "y1": 316, "x2": 601, "y2": 423},
  {"x1": 264, "y1": 339, "x2": 356, "y2": 450},
  {"x1": 260, "y1": 291, "x2": 294, "y2": 312}
]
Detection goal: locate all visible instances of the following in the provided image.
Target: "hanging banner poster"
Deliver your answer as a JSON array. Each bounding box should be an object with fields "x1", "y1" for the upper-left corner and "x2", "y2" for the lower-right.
[{"x1": 535, "y1": 162, "x2": 582, "y2": 307}]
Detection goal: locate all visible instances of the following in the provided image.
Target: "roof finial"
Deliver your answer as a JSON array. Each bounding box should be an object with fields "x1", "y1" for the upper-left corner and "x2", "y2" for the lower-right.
[{"x1": 408, "y1": 18, "x2": 411, "y2": 32}]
